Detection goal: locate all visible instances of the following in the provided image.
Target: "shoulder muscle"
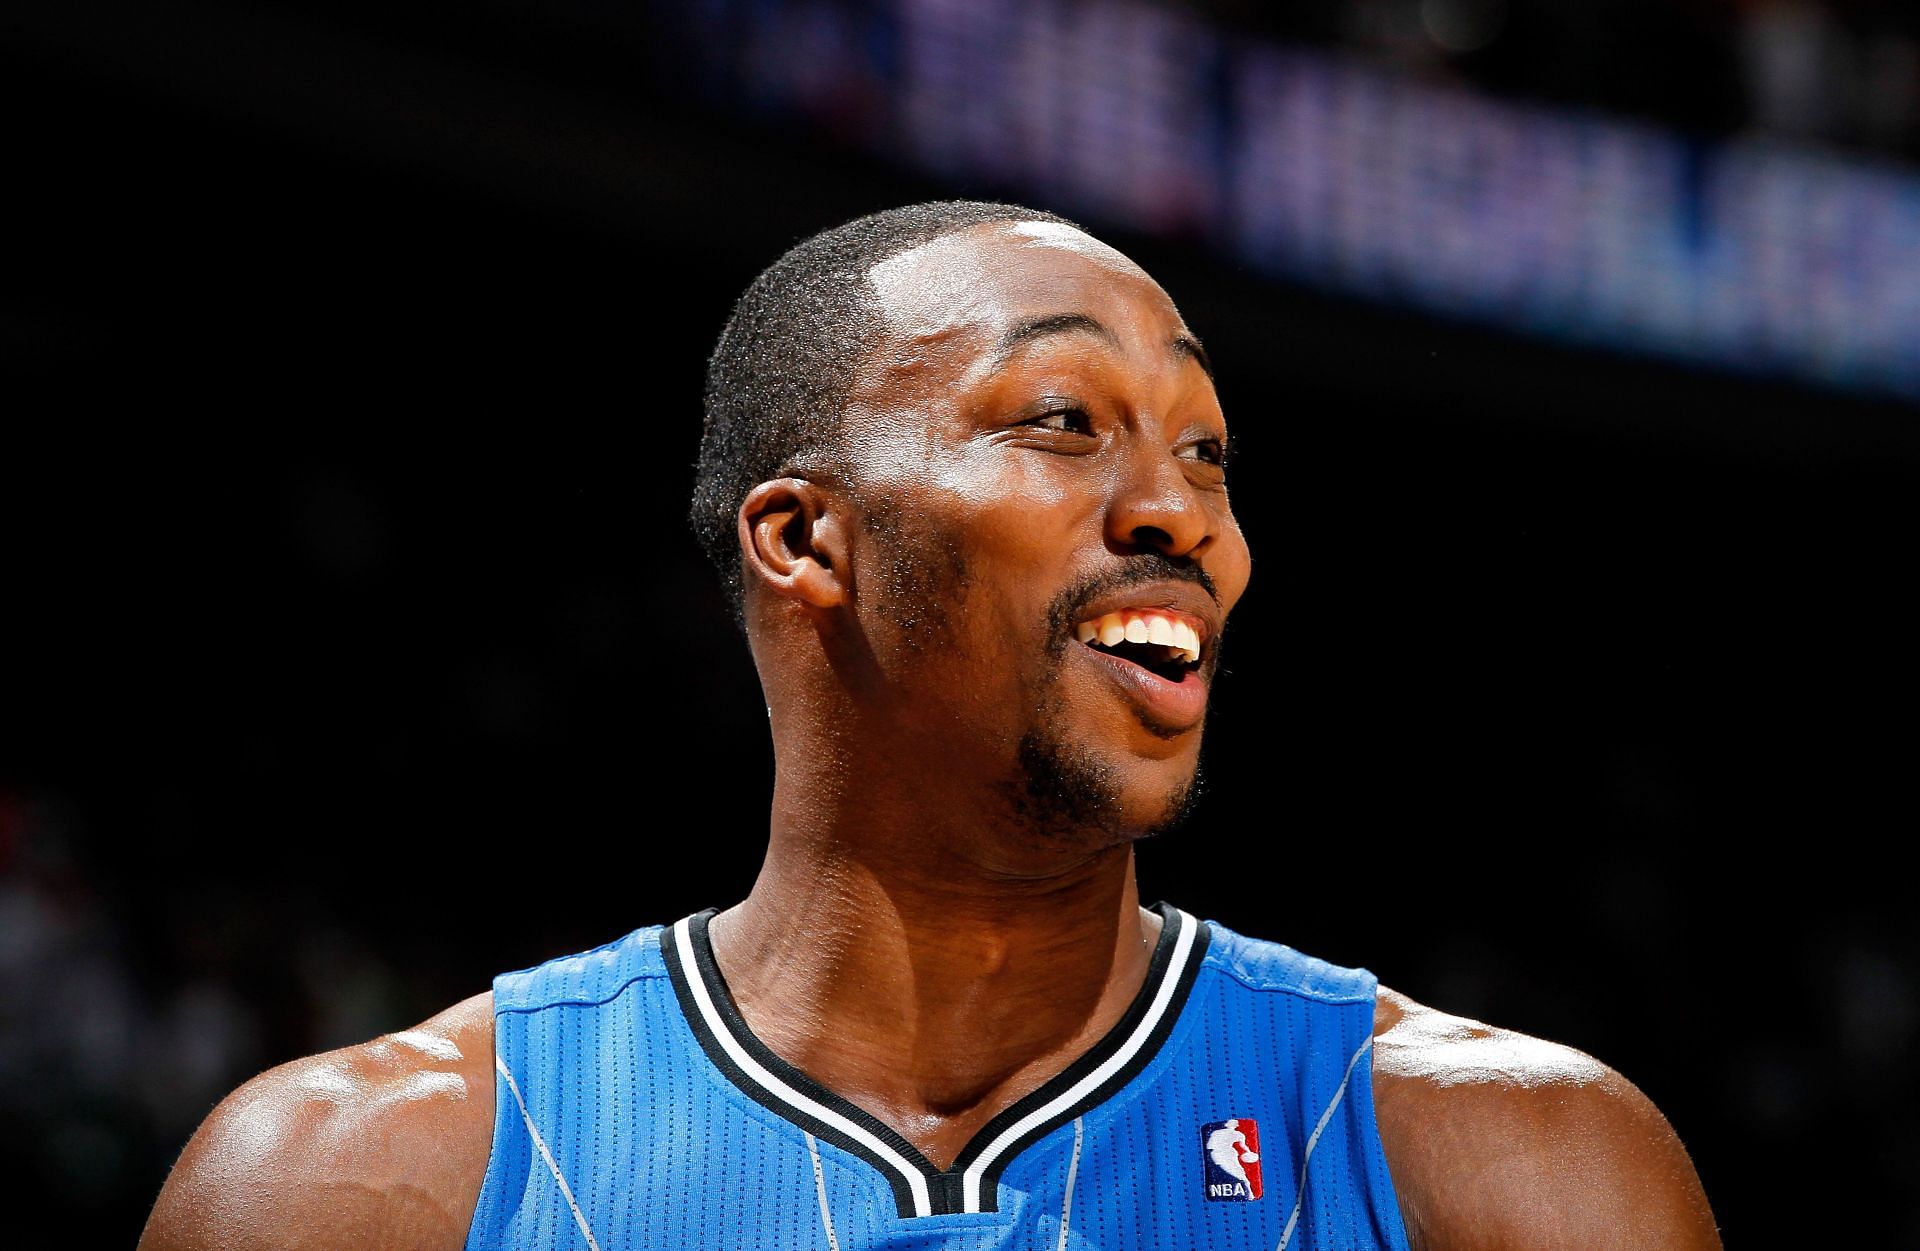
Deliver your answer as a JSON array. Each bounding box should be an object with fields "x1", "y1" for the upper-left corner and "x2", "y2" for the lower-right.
[
  {"x1": 139, "y1": 992, "x2": 497, "y2": 1251},
  {"x1": 1371, "y1": 988, "x2": 1720, "y2": 1251}
]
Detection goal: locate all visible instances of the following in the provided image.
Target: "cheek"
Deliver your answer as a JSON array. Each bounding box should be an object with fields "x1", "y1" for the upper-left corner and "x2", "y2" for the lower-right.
[
  {"x1": 933, "y1": 454, "x2": 1099, "y2": 559},
  {"x1": 858, "y1": 520, "x2": 971, "y2": 649},
  {"x1": 937, "y1": 469, "x2": 1092, "y2": 648},
  {"x1": 852, "y1": 441, "x2": 1106, "y2": 645},
  {"x1": 1205, "y1": 501, "x2": 1253, "y2": 607},
  {"x1": 928, "y1": 451, "x2": 1077, "y2": 523}
]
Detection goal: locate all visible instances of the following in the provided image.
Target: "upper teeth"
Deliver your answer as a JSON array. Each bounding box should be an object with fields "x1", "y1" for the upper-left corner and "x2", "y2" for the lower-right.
[{"x1": 1073, "y1": 611, "x2": 1201, "y2": 664}]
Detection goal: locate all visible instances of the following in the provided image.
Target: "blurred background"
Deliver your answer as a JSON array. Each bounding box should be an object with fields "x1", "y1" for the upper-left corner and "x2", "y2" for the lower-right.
[{"x1": 5, "y1": 0, "x2": 1918, "y2": 1244}]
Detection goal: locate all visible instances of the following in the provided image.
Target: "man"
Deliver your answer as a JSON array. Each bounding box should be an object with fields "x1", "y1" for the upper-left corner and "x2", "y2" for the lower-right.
[{"x1": 141, "y1": 202, "x2": 1720, "y2": 1249}]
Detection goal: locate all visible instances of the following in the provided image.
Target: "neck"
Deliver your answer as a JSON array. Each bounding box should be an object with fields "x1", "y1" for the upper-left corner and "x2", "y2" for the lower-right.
[{"x1": 709, "y1": 790, "x2": 1160, "y2": 1170}]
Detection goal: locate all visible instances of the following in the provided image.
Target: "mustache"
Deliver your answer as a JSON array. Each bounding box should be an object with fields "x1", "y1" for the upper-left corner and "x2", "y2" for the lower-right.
[{"x1": 1048, "y1": 556, "x2": 1219, "y2": 639}]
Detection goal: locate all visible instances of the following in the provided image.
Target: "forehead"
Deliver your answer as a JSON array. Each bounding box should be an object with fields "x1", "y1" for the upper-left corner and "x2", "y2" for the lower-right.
[{"x1": 863, "y1": 222, "x2": 1189, "y2": 370}]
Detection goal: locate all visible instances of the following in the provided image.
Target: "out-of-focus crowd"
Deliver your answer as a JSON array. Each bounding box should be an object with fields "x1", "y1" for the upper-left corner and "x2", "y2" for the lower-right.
[{"x1": 0, "y1": 790, "x2": 409, "y2": 1233}]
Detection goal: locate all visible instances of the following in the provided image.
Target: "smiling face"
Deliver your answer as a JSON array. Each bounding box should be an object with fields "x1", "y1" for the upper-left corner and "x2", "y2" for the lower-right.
[{"x1": 823, "y1": 221, "x2": 1252, "y2": 844}]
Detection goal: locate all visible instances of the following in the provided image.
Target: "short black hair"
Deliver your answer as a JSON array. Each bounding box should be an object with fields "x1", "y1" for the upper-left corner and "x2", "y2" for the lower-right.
[{"x1": 691, "y1": 200, "x2": 1078, "y2": 622}]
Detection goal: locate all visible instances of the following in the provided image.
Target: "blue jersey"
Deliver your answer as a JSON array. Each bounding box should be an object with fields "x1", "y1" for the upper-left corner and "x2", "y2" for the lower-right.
[{"x1": 465, "y1": 906, "x2": 1411, "y2": 1250}]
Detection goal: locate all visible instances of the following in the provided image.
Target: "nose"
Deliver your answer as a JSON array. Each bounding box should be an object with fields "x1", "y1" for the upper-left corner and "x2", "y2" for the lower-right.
[{"x1": 1105, "y1": 447, "x2": 1211, "y2": 561}]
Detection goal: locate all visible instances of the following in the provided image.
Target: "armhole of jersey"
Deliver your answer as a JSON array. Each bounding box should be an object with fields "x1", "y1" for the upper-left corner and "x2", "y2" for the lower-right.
[
  {"x1": 460, "y1": 988, "x2": 522, "y2": 1251},
  {"x1": 1352, "y1": 987, "x2": 1416, "y2": 1251}
]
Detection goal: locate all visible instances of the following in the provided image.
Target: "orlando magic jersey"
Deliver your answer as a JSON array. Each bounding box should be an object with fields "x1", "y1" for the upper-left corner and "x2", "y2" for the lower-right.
[{"x1": 465, "y1": 905, "x2": 1411, "y2": 1250}]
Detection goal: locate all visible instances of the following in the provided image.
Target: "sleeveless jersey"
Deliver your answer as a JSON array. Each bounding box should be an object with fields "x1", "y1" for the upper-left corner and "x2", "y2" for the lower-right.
[{"x1": 465, "y1": 905, "x2": 1411, "y2": 1250}]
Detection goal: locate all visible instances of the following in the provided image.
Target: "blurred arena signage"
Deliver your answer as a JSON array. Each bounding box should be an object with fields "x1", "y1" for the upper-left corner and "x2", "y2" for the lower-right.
[{"x1": 662, "y1": 0, "x2": 1920, "y2": 399}]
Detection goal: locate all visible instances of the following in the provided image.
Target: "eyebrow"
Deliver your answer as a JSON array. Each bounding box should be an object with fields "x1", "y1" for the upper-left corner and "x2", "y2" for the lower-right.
[
  {"x1": 992, "y1": 312, "x2": 1214, "y2": 379},
  {"x1": 1171, "y1": 332, "x2": 1214, "y2": 380},
  {"x1": 993, "y1": 313, "x2": 1118, "y2": 365}
]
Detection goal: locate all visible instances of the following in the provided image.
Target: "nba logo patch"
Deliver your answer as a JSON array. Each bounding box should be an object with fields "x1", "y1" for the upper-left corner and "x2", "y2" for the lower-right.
[{"x1": 1201, "y1": 1118, "x2": 1263, "y2": 1201}]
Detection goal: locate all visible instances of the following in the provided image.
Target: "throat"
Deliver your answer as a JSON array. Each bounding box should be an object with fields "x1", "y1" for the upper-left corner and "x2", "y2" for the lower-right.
[
  {"x1": 743, "y1": 937, "x2": 1132, "y2": 1162},
  {"x1": 703, "y1": 884, "x2": 1164, "y2": 1169},
  {"x1": 776, "y1": 997, "x2": 1095, "y2": 1168},
  {"x1": 882, "y1": 1096, "x2": 1028, "y2": 1174}
]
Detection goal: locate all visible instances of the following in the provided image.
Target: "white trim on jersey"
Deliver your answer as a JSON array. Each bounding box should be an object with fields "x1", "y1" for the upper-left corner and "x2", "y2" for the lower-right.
[
  {"x1": 1274, "y1": 1033, "x2": 1376, "y2": 1251},
  {"x1": 958, "y1": 907, "x2": 1202, "y2": 1212},
  {"x1": 1056, "y1": 1116, "x2": 1085, "y2": 1251},
  {"x1": 805, "y1": 1132, "x2": 842, "y2": 1251},
  {"x1": 495, "y1": 1054, "x2": 605, "y2": 1251},
  {"x1": 671, "y1": 916, "x2": 938, "y2": 1217}
]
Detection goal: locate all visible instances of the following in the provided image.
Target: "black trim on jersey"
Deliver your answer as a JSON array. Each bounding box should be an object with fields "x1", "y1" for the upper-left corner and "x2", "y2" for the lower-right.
[
  {"x1": 663, "y1": 913, "x2": 933, "y2": 1217},
  {"x1": 662, "y1": 903, "x2": 1208, "y2": 1218},
  {"x1": 949, "y1": 904, "x2": 1210, "y2": 1205}
]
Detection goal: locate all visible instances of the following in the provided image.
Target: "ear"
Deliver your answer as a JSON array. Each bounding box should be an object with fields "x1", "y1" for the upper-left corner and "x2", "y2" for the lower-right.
[{"x1": 739, "y1": 477, "x2": 851, "y2": 612}]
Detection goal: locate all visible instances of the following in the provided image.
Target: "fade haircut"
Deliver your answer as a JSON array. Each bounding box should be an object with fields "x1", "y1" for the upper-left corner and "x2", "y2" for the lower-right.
[{"x1": 692, "y1": 200, "x2": 1078, "y2": 622}]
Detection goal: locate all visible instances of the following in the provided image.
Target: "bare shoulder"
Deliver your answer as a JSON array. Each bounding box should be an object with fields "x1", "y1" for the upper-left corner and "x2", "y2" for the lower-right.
[
  {"x1": 139, "y1": 991, "x2": 497, "y2": 1251},
  {"x1": 1370, "y1": 986, "x2": 1720, "y2": 1251}
]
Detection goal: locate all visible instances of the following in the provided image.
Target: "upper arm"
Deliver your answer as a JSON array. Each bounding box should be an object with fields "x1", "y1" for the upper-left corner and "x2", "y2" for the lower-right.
[
  {"x1": 1371, "y1": 990, "x2": 1721, "y2": 1251},
  {"x1": 139, "y1": 992, "x2": 497, "y2": 1251}
]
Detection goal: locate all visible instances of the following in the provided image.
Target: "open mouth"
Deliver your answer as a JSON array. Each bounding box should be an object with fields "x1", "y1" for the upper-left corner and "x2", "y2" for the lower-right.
[{"x1": 1072, "y1": 609, "x2": 1204, "y2": 684}]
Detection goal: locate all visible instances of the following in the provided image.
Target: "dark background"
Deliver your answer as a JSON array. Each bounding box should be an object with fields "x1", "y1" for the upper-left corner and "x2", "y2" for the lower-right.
[{"x1": 5, "y1": 1, "x2": 1918, "y2": 1246}]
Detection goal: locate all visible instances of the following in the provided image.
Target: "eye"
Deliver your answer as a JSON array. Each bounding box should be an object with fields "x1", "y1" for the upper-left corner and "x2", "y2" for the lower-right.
[
  {"x1": 1181, "y1": 436, "x2": 1230, "y2": 468},
  {"x1": 1026, "y1": 406, "x2": 1095, "y2": 436}
]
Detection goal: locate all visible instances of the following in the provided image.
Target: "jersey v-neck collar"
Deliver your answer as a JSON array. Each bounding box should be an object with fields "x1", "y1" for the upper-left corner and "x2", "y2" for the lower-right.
[{"x1": 660, "y1": 902, "x2": 1210, "y2": 1219}]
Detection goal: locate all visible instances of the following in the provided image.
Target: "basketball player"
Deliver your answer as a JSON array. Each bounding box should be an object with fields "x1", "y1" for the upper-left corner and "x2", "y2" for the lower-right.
[{"x1": 140, "y1": 203, "x2": 1721, "y2": 1249}]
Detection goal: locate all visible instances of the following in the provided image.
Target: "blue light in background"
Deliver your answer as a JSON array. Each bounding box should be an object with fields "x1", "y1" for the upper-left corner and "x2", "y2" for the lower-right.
[{"x1": 662, "y1": 0, "x2": 1920, "y2": 400}]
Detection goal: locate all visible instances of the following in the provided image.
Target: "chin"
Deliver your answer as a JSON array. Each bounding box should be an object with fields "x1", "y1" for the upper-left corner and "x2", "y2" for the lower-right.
[
  {"x1": 1106, "y1": 738, "x2": 1206, "y2": 832},
  {"x1": 1124, "y1": 770, "x2": 1204, "y2": 842},
  {"x1": 1006, "y1": 726, "x2": 1202, "y2": 847}
]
